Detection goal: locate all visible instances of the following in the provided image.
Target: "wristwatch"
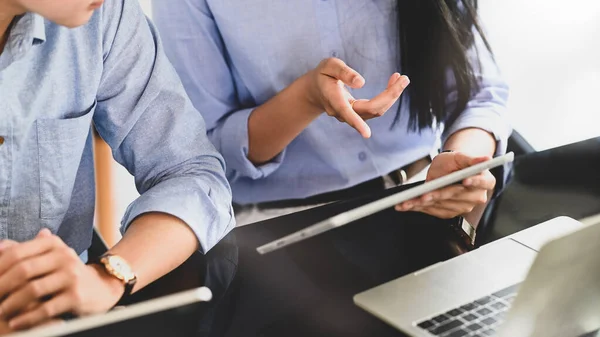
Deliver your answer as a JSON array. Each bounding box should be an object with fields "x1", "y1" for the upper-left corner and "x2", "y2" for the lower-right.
[
  {"x1": 438, "y1": 149, "x2": 477, "y2": 247},
  {"x1": 90, "y1": 254, "x2": 137, "y2": 303}
]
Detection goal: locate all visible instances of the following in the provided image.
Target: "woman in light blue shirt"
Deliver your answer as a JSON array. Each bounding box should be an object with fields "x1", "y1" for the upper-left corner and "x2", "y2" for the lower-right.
[{"x1": 153, "y1": 0, "x2": 511, "y2": 227}]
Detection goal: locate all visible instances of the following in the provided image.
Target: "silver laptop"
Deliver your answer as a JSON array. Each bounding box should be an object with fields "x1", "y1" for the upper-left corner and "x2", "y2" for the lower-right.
[
  {"x1": 354, "y1": 216, "x2": 600, "y2": 337},
  {"x1": 7, "y1": 287, "x2": 212, "y2": 337}
]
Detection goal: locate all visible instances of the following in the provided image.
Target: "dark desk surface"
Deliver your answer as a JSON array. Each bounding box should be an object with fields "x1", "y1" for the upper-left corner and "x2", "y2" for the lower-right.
[
  {"x1": 478, "y1": 136, "x2": 600, "y2": 243},
  {"x1": 130, "y1": 137, "x2": 600, "y2": 337}
]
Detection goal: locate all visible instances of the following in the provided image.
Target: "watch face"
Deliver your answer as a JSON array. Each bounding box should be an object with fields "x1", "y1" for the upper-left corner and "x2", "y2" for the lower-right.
[{"x1": 105, "y1": 255, "x2": 136, "y2": 282}]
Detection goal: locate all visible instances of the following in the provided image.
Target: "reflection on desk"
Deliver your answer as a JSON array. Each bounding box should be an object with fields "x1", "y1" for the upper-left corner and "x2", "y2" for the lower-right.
[
  {"x1": 124, "y1": 235, "x2": 239, "y2": 336},
  {"x1": 132, "y1": 188, "x2": 467, "y2": 337},
  {"x1": 129, "y1": 137, "x2": 600, "y2": 337}
]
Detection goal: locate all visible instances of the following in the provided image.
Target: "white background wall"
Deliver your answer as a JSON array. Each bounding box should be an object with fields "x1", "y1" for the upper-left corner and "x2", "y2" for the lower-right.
[
  {"x1": 113, "y1": 0, "x2": 600, "y2": 227},
  {"x1": 479, "y1": 0, "x2": 600, "y2": 150}
]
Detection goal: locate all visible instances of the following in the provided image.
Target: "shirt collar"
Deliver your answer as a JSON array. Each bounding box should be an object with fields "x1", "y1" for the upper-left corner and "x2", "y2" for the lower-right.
[
  {"x1": 0, "y1": 13, "x2": 46, "y2": 71},
  {"x1": 29, "y1": 13, "x2": 46, "y2": 45},
  {"x1": 10, "y1": 13, "x2": 47, "y2": 46}
]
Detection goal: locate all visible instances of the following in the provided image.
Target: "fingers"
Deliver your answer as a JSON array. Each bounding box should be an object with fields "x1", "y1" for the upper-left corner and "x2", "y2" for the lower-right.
[
  {"x1": 429, "y1": 153, "x2": 495, "y2": 189},
  {"x1": 463, "y1": 170, "x2": 496, "y2": 191},
  {"x1": 415, "y1": 189, "x2": 489, "y2": 217},
  {"x1": 317, "y1": 60, "x2": 407, "y2": 133},
  {"x1": 397, "y1": 198, "x2": 478, "y2": 219},
  {"x1": 8, "y1": 293, "x2": 74, "y2": 330},
  {"x1": 386, "y1": 72, "x2": 401, "y2": 88},
  {"x1": 0, "y1": 234, "x2": 63, "y2": 278},
  {"x1": 420, "y1": 193, "x2": 485, "y2": 213},
  {"x1": 0, "y1": 264, "x2": 72, "y2": 319},
  {"x1": 395, "y1": 183, "x2": 489, "y2": 215},
  {"x1": 425, "y1": 186, "x2": 489, "y2": 207},
  {"x1": 319, "y1": 58, "x2": 365, "y2": 89},
  {"x1": 411, "y1": 203, "x2": 473, "y2": 219},
  {"x1": 0, "y1": 252, "x2": 65, "y2": 300},
  {"x1": 421, "y1": 173, "x2": 492, "y2": 204},
  {"x1": 37, "y1": 228, "x2": 52, "y2": 238},
  {"x1": 353, "y1": 74, "x2": 409, "y2": 119},
  {"x1": 420, "y1": 185, "x2": 468, "y2": 206},
  {"x1": 394, "y1": 185, "x2": 463, "y2": 211},
  {"x1": 452, "y1": 152, "x2": 492, "y2": 170},
  {"x1": 0, "y1": 231, "x2": 48, "y2": 256},
  {"x1": 333, "y1": 100, "x2": 371, "y2": 138},
  {"x1": 0, "y1": 240, "x2": 18, "y2": 251},
  {"x1": 325, "y1": 85, "x2": 371, "y2": 138},
  {"x1": 394, "y1": 152, "x2": 496, "y2": 218}
]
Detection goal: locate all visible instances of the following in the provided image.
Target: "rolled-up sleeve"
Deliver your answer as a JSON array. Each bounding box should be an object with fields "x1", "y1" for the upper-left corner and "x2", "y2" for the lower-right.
[
  {"x1": 442, "y1": 29, "x2": 512, "y2": 157},
  {"x1": 92, "y1": 0, "x2": 235, "y2": 253},
  {"x1": 152, "y1": 0, "x2": 284, "y2": 182},
  {"x1": 209, "y1": 107, "x2": 285, "y2": 181},
  {"x1": 442, "y1": 24, "x2": 512, "y2": 196}
]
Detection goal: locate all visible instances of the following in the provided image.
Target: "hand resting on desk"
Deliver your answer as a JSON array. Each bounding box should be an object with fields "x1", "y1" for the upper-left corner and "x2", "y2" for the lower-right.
[{"x1": 0, "y1": 229, "x2": 124, "y2": 333}]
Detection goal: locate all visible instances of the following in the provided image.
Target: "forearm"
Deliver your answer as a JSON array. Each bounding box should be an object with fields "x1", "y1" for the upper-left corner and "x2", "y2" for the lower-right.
[
  {"x1": 444, "y1": 128, "x2": 496, "y2": 226},
  {"x1": 443, "y1": 127, "x2": 496, "y2": 157},
  {"x1": 248, "y1": 73, "x2": 321, "y2": 164},
  {"x1": 107, "y1": 212, "x2": 199, "y2": 292}
]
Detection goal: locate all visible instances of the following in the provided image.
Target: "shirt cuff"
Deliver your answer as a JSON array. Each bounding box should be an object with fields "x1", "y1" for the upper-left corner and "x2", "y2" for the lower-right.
[
  {"x1": 217, "y1": 108, "x2": 285, "y2": 180},
  {"x1": 120, "y1": 177, "x2": 235, "y2": 254},
  {"x1": 442, "y1": 107, "x2": 512, "y2": 157},
  {"x1": 442, "y1": 107, "x2": 513, "y2": 198}
]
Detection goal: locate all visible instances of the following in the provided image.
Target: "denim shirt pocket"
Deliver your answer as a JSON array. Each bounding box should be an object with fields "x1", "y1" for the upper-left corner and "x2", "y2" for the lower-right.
[{"x1": 36, "y1": 101, "x2": 97, "y2": 220}]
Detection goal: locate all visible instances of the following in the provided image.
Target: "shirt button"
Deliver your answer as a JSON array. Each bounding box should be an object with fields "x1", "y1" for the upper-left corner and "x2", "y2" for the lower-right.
[
  {"x1": 0, "y1": 136, "x2": 4, "y2": 145},
  {"x1": 331, "y1": 51, "x2": 338, "y2": 57},
  {"x1": 358, "y1": 151, "x2": 367, "y2": 162}
]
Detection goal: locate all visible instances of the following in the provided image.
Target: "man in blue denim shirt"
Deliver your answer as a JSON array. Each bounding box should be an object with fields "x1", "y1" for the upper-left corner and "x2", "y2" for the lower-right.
[{"x1": 0, "y1": 0, "x2": 234, "y2": 332}]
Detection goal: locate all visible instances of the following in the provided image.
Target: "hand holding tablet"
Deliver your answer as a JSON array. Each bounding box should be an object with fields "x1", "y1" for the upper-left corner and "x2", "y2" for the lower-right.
[{"x1": 257, "y1": 152, "x2": 514, "y2": 255}]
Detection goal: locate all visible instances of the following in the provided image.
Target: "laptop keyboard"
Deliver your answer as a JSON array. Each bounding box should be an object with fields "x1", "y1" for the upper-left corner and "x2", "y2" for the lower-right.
[{"x1": 416, "y1": 283, "x2": 521, "y2": 337}]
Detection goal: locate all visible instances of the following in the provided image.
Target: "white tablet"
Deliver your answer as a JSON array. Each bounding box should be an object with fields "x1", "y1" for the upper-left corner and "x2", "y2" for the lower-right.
[
  {"x1": 7, "y1": 287, "x2": 212, "y2": 337},
  {"x1": 257, "y1": 152, "x2": 514, "y2": 255}
]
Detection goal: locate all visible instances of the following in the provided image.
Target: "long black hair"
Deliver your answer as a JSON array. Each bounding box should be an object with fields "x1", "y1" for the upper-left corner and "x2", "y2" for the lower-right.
[{"x1": 395, "y1": 0, "x2": 492, "y2": 130}]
